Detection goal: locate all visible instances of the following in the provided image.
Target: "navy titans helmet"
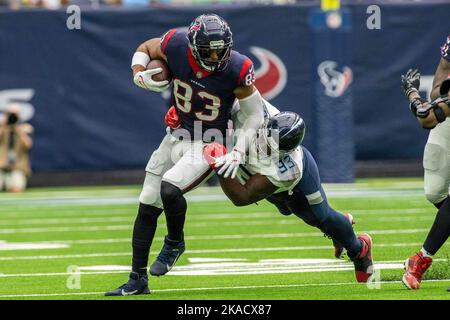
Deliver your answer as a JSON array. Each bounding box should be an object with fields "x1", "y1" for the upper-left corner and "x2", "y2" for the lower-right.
[
  {"x1": 187, "y1": 13, "x2": 233, "y2": 72},
  {"x1": 258, "y1": 112, "x2": 306, "y2": 156}
]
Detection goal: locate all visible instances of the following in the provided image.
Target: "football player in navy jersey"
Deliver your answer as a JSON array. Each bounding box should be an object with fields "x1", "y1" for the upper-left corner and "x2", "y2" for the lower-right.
[
  {"x1": 401, "y1": 35, "x2": 450, "y2": 290},
  {"x1": 201, "y1": 102, "x2": 374, "y2": 283},
  {"x1": 106, "y1": 13, "x2": 265, "y2": 296}
]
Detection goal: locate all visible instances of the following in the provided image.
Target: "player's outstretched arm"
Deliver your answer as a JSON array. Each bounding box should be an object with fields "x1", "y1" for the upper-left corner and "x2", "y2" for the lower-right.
[
  {"x1": 233, "y1": 85, "x2": 265, "y2": 153},
  {"x1": 218, "y1": 174, "x2": 278, "y2": 207},
  {"x1": 402, "y1": 68, "x2": 450, "y2": 129}
]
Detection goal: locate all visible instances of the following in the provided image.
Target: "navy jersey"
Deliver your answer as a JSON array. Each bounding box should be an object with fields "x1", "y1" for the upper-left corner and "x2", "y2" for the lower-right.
[
  {"x1": 441, "y1": 35, "x2": 450, "y2": 61},
  {"x1": 160, "y1": 29, "x2": 255, "y2": 139}
]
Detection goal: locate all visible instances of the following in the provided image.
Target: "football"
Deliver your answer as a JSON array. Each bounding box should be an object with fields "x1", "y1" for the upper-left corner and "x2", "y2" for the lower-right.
[{"x1": 147, "y1": 59, "x2": 171, "y2": 82}]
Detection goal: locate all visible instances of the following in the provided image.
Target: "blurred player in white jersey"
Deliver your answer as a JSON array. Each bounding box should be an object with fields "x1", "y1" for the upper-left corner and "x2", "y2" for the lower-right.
[{"x1": 401, "y1": 34, "x2": 450, "y2": 290}]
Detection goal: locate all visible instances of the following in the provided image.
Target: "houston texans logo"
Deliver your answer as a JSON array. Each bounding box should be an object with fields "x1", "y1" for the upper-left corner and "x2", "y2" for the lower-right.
[
  {"x1": 189, "y1": 22, "x2": 201, "y2": 32},
  {"x1": 317, "y1": 60, "x2": 353, "y2": 98},
  {"x1": 249, "y1": 47, "x2": 287, "y2": 101}
]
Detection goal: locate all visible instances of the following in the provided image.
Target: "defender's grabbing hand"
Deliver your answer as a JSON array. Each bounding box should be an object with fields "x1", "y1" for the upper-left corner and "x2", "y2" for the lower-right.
[
  {"x1": 133, "y1": 68, "x2": 169, "y2": 92},
  {"x1": 401, "y1": 68, "x2": 421, "y2": 99},
  {"x1": 203, "y1": 143, "x2": 227, "y2": 171},
  {"x1": 214, "y1": 148, "x2": 244, "y2": 179}
]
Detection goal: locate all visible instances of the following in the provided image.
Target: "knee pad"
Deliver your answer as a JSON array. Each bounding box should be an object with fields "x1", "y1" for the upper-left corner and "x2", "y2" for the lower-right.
[
  {"x1": 423, "y1": 143, "x2": 449, "y2": 205},
  {"x1": 425, "y1": 192, "x2": 448, "y2": 206},
  {"x1": 160, "y1": 181, "x2": 185, "y2": 215},
  {"x1": 160, "y1": 181, "x2": 183, "y2": 202},
  {"x1": 138, "y1": 203, "x2": 163, "y2": 219},
  {"x1": 139, "y1": 173, "x2": 163, "y2": 208},
  {"x1": 423, "y1": 143, "x2": 446, "y2": 172},
  {"x1": 424, "y1": 179, "x2": 449, "y2": 205},
  {"x1": 136, "y1": 203, "x2": 163, "y2": 225}
]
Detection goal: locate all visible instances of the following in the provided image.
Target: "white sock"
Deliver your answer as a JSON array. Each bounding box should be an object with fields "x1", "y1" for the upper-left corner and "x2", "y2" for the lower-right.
[{"x1": 420, "y1": 247, "x2": 433, "y2": 258}]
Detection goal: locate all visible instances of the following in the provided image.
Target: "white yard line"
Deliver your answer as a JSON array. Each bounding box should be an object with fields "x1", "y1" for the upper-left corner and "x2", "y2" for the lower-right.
[
  {"x1": 4, "y1": 228, "x2": 434, "y2": 245},
  {"x1": 0, "y1": 207, "x2": 433, "y2": 223},
  {"x1": 0, "y1": 215, "x2": 437, "y2": 233},
  {"x1": 0, "y1": 225, "x2": 132, "y2": 234},
  {"x1": 1, "y1": 258, "x2": 448, "y2": 278},
  {"x1": 0, "y1": 212, "x2": 273, "y2": 226},
  {"x1": 0, "y1": 279, "x2": 449, "y2": 298},
  {"x1": 0, "y1": 241, "x2": 448, "y2": 261},
  {"x1": 0, "y1": 220, "x2": 300, "y2": 233},
  {"x1": 0, "y1": 209, "x2": 437, "y2": 226},
  {"x1": 0, "y1": 189, "x2": 425, "y2": 208}
]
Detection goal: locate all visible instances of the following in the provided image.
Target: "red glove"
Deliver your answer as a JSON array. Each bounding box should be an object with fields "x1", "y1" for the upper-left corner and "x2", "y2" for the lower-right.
[
  {"x1": 165, "y1": 105, "x2": 181, "y2": 129},
  {"x1": 203, "y1": 143, "x2": 227, "y2": 170}
]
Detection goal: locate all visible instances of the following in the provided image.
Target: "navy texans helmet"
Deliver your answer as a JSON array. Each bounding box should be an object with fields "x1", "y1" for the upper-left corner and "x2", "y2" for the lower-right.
[
  {"x1": 258, "y1": 112, "x2": 306, "y2": 155},
  {"x1": 188, "y1": 13, "x2": 233, "y2": 72}
]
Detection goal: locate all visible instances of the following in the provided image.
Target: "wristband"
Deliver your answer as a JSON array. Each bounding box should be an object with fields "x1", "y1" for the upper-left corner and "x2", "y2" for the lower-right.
[
  {"x1": 409, "y1": 98, "x2": 424, "y2": 117},
  {"x1": 433, "y1": 106, "x2": 447, "y2": 123},
  {"x1": 131, "y1": 52, "x2": 150, "y2": 69},
  {"x1": 405, "y1": 87, "x2": 418, "y2": 99}
]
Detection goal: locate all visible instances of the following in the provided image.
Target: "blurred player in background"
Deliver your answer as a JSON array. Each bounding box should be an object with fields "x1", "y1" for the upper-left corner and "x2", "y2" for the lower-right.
[
  {"x1": 401, "y1": 34, "x2": 450, "y2": 290},
  {"x1": 106, "y1": 13, "x2": 265, "y2": 296},
  {"x1": 0, "y1": 103, "x2": 33, "y2": 192},
  {"x1": 200, "y1": 101, "x2": 373, "y2": 283}
]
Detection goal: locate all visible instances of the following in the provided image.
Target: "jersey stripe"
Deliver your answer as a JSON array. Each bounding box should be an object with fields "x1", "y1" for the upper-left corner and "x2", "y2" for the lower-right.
[
  {"x1": 160, "y1": 29, "x2": 177, "y2": 54},
  {"x1": 237, "y1": 58, "x2": 253, "y2": 86}
]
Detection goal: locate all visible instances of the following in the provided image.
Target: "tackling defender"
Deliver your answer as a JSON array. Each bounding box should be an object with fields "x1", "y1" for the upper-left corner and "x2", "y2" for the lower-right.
[
  {"x1": 106, "y1": 13, "x2": 265, "y2": 296},
  {"x1": 400, "y1": 34, "x2": 450, "y2": 290},
  {"x1": 201, "y1": 101, "x2": 374, "y2": 283}
]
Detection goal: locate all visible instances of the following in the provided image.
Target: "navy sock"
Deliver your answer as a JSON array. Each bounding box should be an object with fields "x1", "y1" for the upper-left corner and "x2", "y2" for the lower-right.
[
  {"x1": 132, "y1": 203, "x2": 163, "y2": 276},
  {"x1": 423, "y1": 196, "x2": 450, "y2": 255},
  {"x1": 318, "y1": 206, "x2": 361, "y2": 258},
  {"x1": 160, "y1": 181, "x2": 187, "y2": 242}
]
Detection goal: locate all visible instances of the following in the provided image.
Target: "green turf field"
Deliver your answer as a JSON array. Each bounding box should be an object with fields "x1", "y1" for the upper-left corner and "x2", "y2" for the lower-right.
[{"x1": 0, "y1": 177, "x2": 449, "y2": 300}]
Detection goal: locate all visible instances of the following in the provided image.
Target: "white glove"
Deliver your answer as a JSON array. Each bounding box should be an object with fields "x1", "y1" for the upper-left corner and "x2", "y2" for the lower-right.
[
  {"x1": 215, "y1": 148, "x2": 244, "y2": 179},
  {"x1": 133, "y1": 68, "x2": 170, "y2": 92}
]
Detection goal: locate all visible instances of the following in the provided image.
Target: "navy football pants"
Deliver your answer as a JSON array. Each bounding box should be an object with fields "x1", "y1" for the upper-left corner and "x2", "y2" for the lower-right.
[{"x1": 267, "y1": 146, "x2": 362, "y2": 258}]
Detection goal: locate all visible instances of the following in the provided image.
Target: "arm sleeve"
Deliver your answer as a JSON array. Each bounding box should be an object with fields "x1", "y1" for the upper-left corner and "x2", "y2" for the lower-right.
[{"x1": 233, "y1": 90, "x2": 265, "y2": 154}]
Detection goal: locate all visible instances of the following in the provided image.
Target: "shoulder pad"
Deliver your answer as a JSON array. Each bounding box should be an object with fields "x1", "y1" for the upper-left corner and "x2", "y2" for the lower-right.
[
  {"x1": 230, "y1": 52, "x2": 254, "y2": 87},
  {"x1": 160, "y1": 29, "x2": 188, "y2": 55}
]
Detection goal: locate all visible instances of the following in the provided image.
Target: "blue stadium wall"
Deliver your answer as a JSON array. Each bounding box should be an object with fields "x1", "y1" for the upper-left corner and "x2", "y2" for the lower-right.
[{"x1": 0, "y1": 2, "x2": 448, "y2": 181}]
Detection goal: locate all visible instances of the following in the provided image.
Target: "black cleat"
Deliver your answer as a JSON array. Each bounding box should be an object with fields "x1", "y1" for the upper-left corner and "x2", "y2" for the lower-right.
[
  {"x1": 150, "y1": 236, "x2": 185, "y2": 276},
  {"x1": 105, "y1": 272, "x2": 150, "y2": 296}
]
